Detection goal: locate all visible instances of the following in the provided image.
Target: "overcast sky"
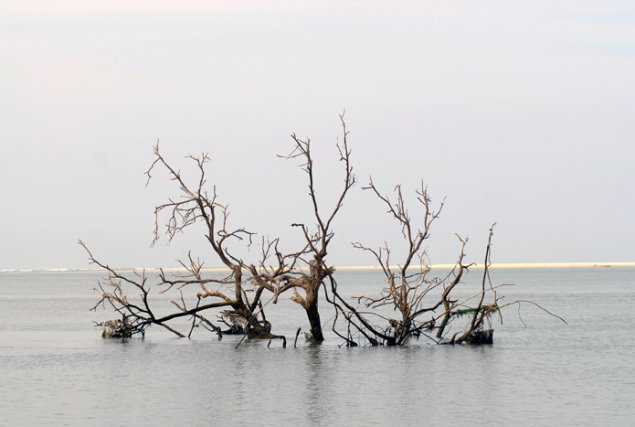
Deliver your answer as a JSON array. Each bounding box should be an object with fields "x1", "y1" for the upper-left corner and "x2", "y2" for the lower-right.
[{"x1": 1, "y1": 0, "x2": 634, "y2": 269}]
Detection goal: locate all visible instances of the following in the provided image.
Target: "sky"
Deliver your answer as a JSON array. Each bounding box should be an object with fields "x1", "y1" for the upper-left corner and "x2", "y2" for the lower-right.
[{"x1": 1, "y1": 0, "x2": 634, "y2": 269}]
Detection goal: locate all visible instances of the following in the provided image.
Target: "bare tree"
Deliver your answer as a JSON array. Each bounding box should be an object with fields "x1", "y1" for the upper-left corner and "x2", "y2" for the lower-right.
[
  {"x1": 80, "y1": 241, "x2": 225, "y2": 339},
  {"x1": 81, "y1": 116, "x2": 354, "y2": 344},
  {"x1": 325, "y1": 180, "x2": 503, "y2": 346},
  {"x1": 276, "y1": 113, "x2": 355, "y2": 342},
  {"x1": 81, "y1": 146, "x2": 297, "y2": 344}
]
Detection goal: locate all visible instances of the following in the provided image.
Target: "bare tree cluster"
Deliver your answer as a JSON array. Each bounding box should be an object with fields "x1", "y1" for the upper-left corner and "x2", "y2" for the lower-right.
[{"x1": 81, "y1": 116, "x2": 564, "y2": 347}]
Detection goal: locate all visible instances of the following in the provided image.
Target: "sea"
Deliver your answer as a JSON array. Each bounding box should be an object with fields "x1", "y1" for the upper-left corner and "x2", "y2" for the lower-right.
[{"x1": 1, "y1": 267, "x2": 634, "y2": 426}]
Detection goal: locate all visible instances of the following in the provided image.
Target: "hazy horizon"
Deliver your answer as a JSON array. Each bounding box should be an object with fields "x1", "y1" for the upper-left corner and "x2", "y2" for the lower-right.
[
  {"x1": 3, "y1": 262, "x2": 635, "y2": 274},
  {"x1": 1, "y1": 0, "x2": 634, "y2": 269}
]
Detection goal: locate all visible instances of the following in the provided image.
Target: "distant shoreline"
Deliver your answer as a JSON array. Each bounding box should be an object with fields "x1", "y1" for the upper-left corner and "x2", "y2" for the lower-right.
[
  {"x1": 3, "y1": 262, "x2": 635, "y2": 273},
  {"x1": 326, "y1": 262, "x2": 635, "y2": 270}
]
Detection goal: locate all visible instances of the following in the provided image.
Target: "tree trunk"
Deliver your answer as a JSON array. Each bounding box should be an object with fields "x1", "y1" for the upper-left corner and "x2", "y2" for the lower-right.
[{"x1": 305, "y1": 287, "x2": 324, "y2": 342}]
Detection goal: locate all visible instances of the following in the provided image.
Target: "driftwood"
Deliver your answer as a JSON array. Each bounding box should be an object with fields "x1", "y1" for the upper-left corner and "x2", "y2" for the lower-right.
[
  {"x1": 463, "y1": 329, "x2": 494, "y2": 345},
  {"x1": 97, "y1": 316, "x2": 140, "y2": 339}
]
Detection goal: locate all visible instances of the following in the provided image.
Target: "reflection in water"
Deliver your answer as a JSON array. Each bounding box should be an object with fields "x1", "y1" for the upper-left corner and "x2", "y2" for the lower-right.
[{"x1": 303, "y1": 345, "x2": 329, "y2": 426}]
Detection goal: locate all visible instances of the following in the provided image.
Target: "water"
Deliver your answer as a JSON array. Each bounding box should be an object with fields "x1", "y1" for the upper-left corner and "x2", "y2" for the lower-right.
[{"x1": 1, "y1": 268, "x2": 634, "y2": 426}]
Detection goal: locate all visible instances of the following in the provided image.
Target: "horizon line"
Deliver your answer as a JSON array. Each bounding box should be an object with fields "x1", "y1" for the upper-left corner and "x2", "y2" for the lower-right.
[{"x1": 2, "y1": 261, "x2": 635, "y2": 273}]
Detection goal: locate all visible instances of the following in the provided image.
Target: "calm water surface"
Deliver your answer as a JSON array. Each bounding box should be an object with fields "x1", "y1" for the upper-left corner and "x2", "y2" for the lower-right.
[{"x1": 1, "y1": 268, "x2": 634, "y2": 426}]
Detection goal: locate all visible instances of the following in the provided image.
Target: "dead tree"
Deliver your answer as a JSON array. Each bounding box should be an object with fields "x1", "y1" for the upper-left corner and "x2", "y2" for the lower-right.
[
  {"x1": 80, "y1": 145, "x2": 288, "y2": 342},
  {"x1": 81, "y1": 241, "x2": 230, "y2": 339},
  {"x1": 326, "y1": 180, "x2": 503, "y2": 346},
  {"x1": 81, "y1": 116, "x2": 354, "y2": 344},
  {"x1": 275, "y1": 113, "x2": 355, "y2": 342}
]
